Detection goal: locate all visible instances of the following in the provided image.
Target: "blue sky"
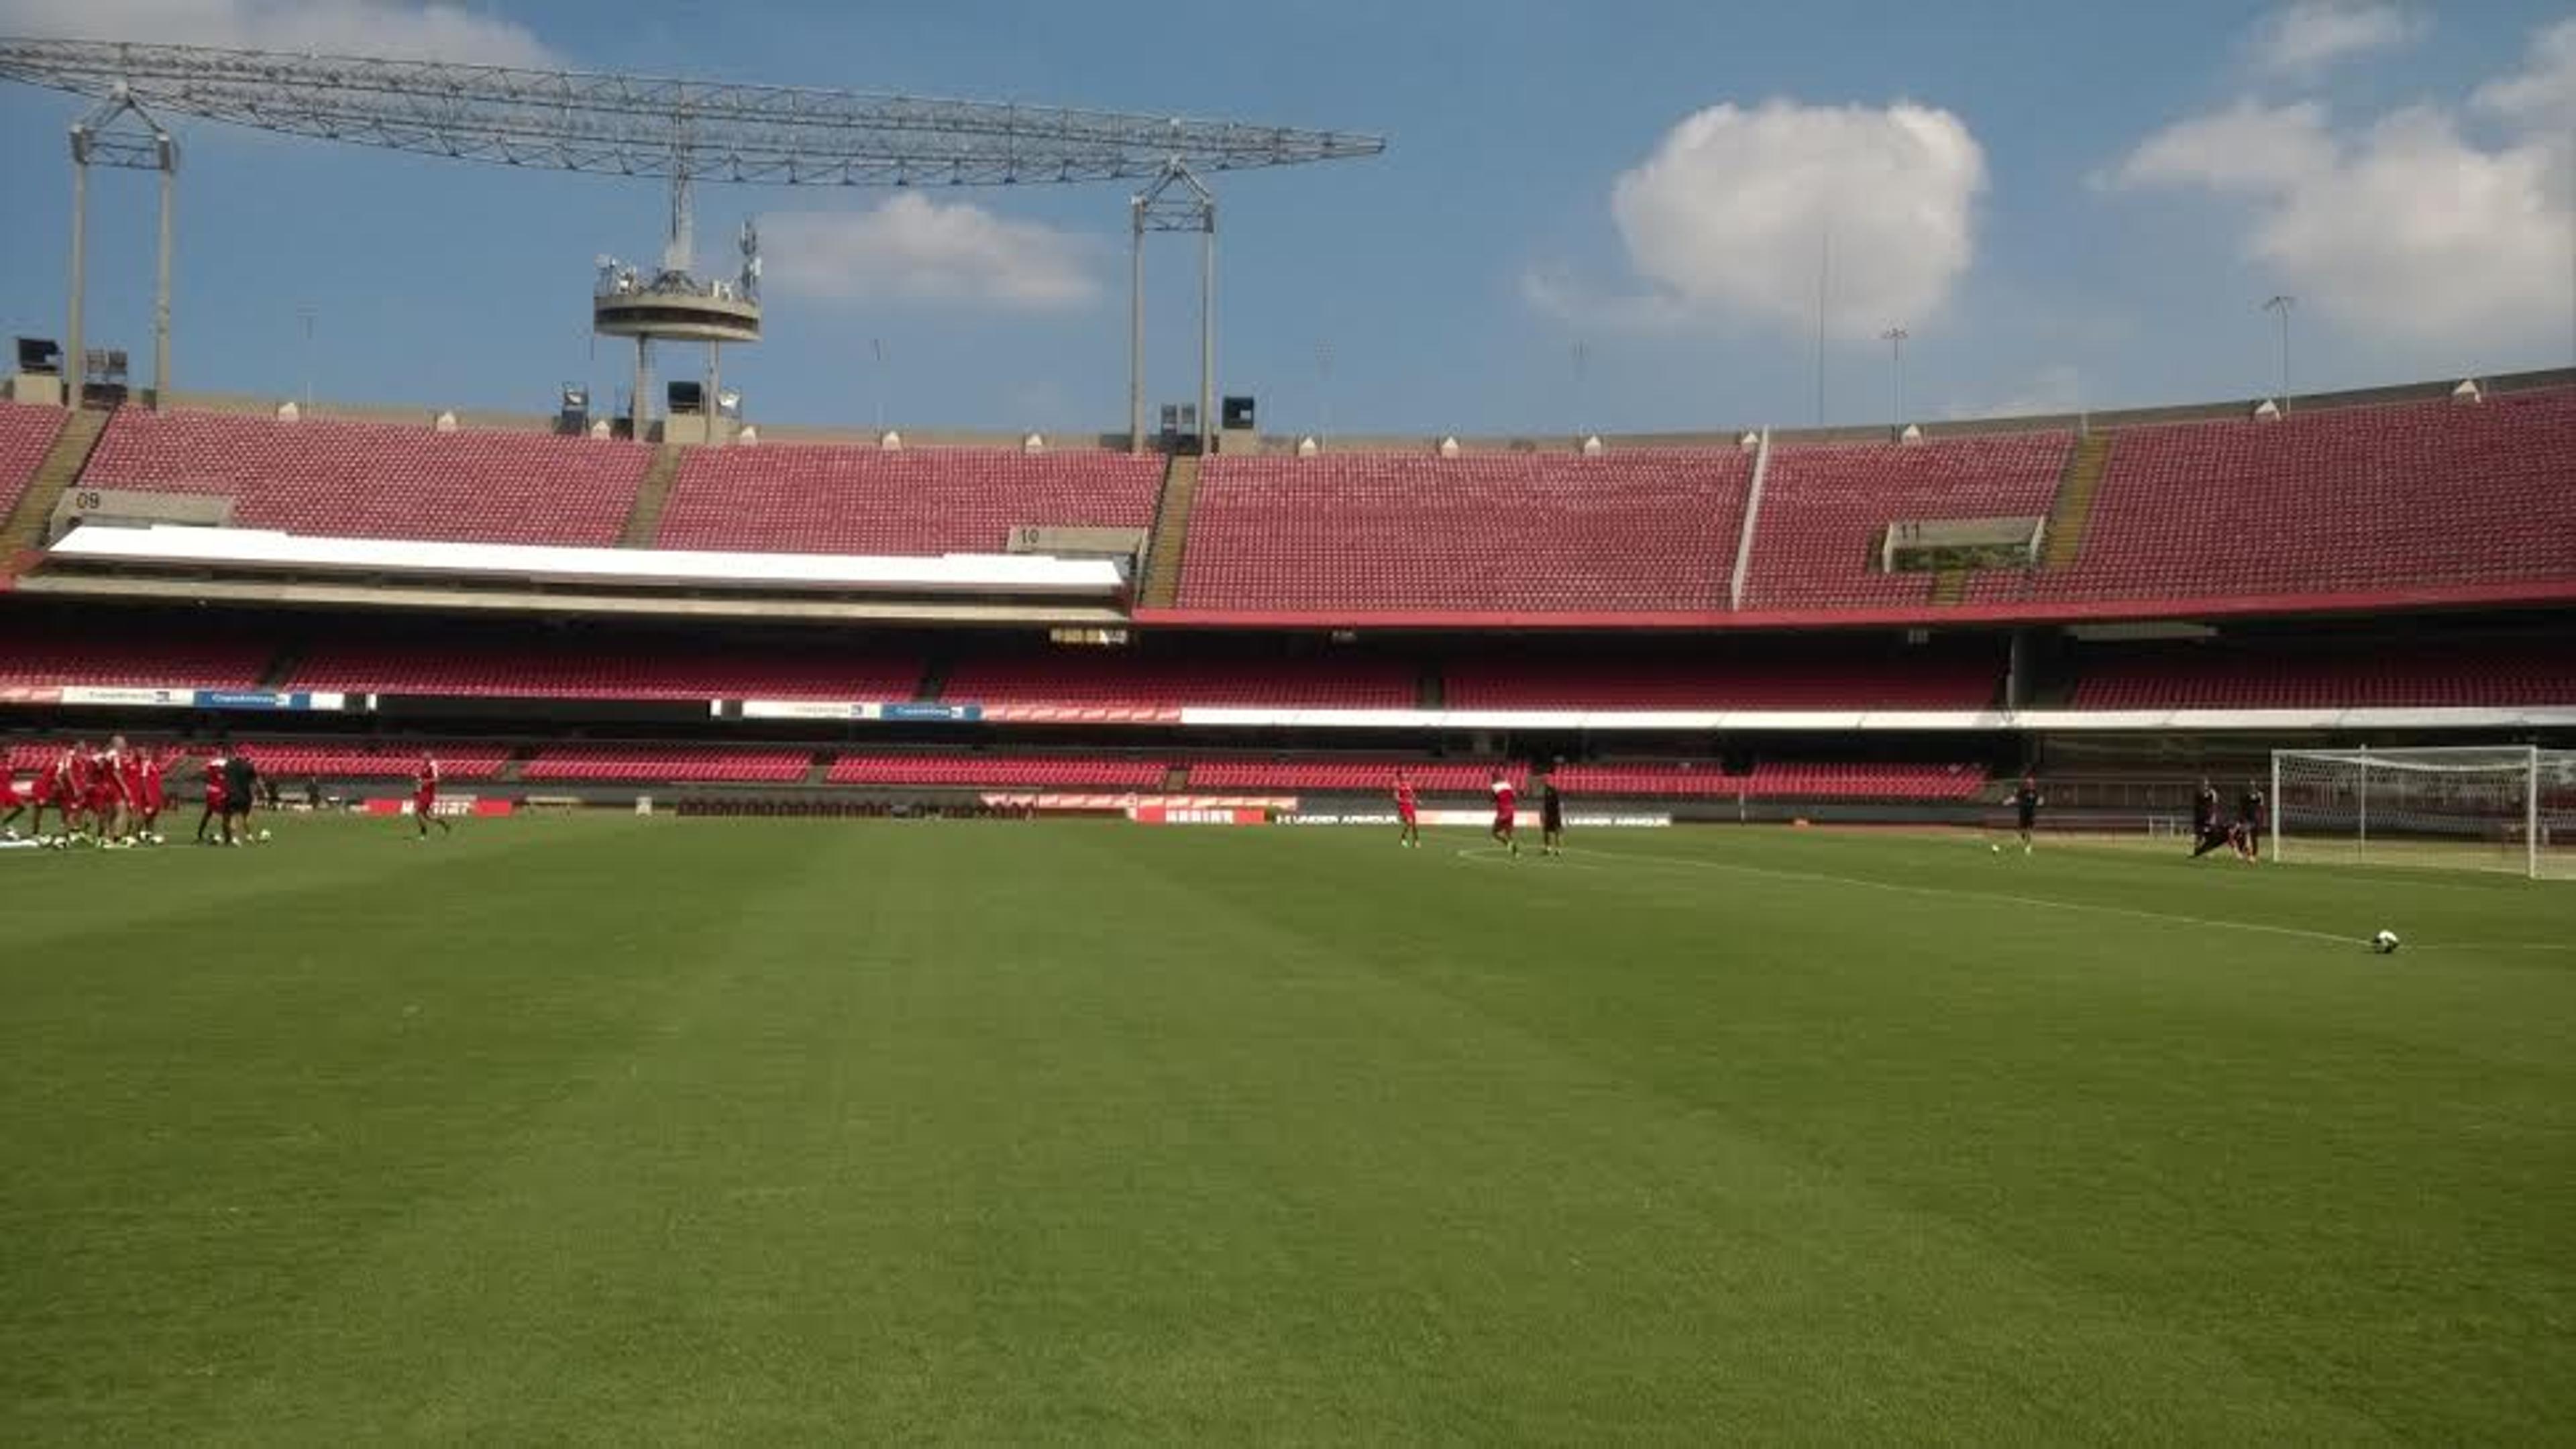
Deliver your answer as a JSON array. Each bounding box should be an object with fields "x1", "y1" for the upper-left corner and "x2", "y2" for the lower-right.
[{"x1": 0, "y1": 0, "x2": 2569, "y2": 434}]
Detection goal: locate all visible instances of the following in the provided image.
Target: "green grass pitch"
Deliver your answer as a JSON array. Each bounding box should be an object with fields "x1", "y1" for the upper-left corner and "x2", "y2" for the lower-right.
[{"x1": 3, "y1": 817, "x2": 2571, "y2": 1444}]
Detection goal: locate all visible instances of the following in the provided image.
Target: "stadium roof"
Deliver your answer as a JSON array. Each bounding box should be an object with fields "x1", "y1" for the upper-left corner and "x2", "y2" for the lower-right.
[{"x1": 0, "y1": 37, "x2": 1387, "y2": 186}]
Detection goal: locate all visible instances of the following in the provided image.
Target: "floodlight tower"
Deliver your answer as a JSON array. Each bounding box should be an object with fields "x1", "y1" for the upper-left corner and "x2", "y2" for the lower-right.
[
  {"x1": 64, "y1": 82, "x2": 176, "y2": 405},
  {"x1": 592, "y1": 169, "x2": 762, "y2": 442}
]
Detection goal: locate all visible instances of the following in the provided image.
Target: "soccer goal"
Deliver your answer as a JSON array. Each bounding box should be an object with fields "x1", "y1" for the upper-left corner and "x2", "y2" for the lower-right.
[{"x1": 2272, "y1": 746, "x2": 2576, "y2": 880}]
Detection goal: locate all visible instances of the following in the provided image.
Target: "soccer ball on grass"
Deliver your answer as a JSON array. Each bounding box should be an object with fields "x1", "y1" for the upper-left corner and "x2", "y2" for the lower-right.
[{"x1": 2371, "y1": 930, "x2": 2401, "y2": 955}]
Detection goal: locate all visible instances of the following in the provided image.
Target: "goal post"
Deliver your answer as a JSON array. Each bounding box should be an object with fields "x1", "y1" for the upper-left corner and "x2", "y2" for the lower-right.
[{"x1": 2271, "y1": 746, "x2": 2575, "y2": 880}]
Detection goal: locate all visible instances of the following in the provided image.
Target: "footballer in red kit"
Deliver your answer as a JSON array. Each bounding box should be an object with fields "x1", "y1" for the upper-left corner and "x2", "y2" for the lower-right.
[
  {"x1": 413, "y1": 753, "x2": 451, "y2": 838},
  {"x1": 1489, "y1": 769, "x2": 1520, "y2": 857},
  {"x1": 0, "y1": 757, "x2": 23, "y2": 839},
  {"x1": 1392, "y1": 770, "x2": 1421, "y2": 849},
  {"x1": 197, "y1": 749, "x2": 229, "y2": 845}
]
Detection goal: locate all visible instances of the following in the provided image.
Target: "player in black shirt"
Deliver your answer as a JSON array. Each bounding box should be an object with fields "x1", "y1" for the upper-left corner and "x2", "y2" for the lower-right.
[
  {"x1": 1539, "y1": 771, "x2": 1566, "y2": 857},
  {"x1": 222, "y1": 750, "x2": 259, "y2": 847},
  {"x1": 2234, "y1": 781, "x2": 2267, "y2": 862},
  {"x1": 2010, "y1": 773, "x2": 2043, "y2": 855},
  {"x1": 2189, "y1": 777, "x2": 2231, "y2": 857}
]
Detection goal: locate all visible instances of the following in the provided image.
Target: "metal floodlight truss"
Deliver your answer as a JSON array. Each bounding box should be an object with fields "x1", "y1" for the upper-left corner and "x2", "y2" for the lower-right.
[{"x1": 0, "y1": 38, "x2": 1387, "y2": 186}]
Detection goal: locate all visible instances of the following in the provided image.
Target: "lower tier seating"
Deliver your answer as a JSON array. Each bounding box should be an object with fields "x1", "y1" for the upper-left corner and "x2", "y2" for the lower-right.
[
  {"x1": 520, "y1": 745, "x2": 810, "y2": 784},
  {"x1": 826, "y1": 754, "x2": 1166, "y2": 788},
  {"x1": 2074, "y1": 639, "x2": 2576, "y2": 708}
]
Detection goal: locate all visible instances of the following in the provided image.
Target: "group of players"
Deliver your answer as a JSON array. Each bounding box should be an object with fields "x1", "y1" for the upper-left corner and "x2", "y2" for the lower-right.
[
  {"x1": 0, "y1": 737, "x2": 267, "y2": 848},
  {"x1": 2006, "y1": 772, "x2": 2265, "y2": 859},
  {"x1": 1389, "y1": 767, "x2": 1568, "y2": 857}
]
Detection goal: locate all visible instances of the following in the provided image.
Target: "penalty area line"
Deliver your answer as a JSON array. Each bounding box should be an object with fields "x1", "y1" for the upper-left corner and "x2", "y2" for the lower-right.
[{"x1": 1481, "y1": 842, "x2": 2367, "y2": 949}]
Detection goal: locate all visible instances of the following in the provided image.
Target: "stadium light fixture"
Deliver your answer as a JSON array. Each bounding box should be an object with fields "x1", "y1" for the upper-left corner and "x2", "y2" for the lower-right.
[{"x1": 2263, "y1": 295, "x2": 2295, "y2": 418}]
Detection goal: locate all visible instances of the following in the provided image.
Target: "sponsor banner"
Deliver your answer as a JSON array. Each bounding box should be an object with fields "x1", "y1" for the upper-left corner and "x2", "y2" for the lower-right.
[
  {"x1": 976, "y1": 703, "x2": 1182, "y2": 725},
  {"x1": 0, "y1": 685, "x2": 63, "y2": 705},
  {"x1": 360, "y1": 796, "x2": 516, "y2": 818},
  {"x1": 191, "y1": 690, "x2": 345, "y2": 712},
  {"x1": 58, "y1": 685, "x2": 195, "y2": 708},
  {"x1": 980, "y1": 792, "x2": 1299, "y2": 814},
  {"x1": 1130, "y1": 805, "x2": 1269, "y2": 826},
  {"x1": 1281, "y1": 808, "x2": 1673, "y2": 828},
  {"x1": 741, "y1": 700, "x2": 869, "y2": 722},
  {"x1": 880, "y1": 702, "x2": 985, "y2": 724}
]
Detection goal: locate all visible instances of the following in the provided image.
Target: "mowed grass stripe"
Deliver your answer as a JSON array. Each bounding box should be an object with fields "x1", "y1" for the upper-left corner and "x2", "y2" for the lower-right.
[{"x1": 1, "y1": 819, "x2": 2569, "y2": 1442}]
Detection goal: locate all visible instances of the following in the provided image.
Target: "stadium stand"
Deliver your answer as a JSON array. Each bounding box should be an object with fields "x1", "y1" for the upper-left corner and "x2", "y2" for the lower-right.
[
  {"x1": 1183, "y1": 759, "x2": 1525, "y2": 792},
  {"x1": 521, "y1": 745, "x2": 810, "y2": 783},
  {"x1": 288, "y1": 635, "x2": 921, "y2": 701},
  {"x1": 1976, "y1": 389, "x2": 2576, "y2": 604},
  {"x1": 654, "y1": 445, "x2": 1163, "y2": 554},
  {"x1": 1553, "y1": 761, "x2": 1986, "y2": 800},
  {"x1": 942, "y1": 650, "x2": 1416, "y2": 708},
  {"x1": 0, "y1": 612, "x2": 274, "y2": 689},
  {"x1": 1175, "y1": 451, "x2": 1752, "y2": 614},
  {"x1": 0, "y1": 400, "x2": 68, "y2": 527},
  {"x1": 223, "y1": 742, "x2": 511, "y2": 780},
  {"x1": 1442, "y1": 643, "x2": 2002, "y2": 710},
  {"x1": 2073, "y1": 637, "x2": 2576, "y2": 708},
  {"x1": 1739, "y1": 433, "x2": 2072, "y2": 610},
  {"x1": 76, "y1": 409, "x2": 649, "y2": 545},
  {"x1": 826, "y1": 753, "x2": 1167, "y2": 788}
]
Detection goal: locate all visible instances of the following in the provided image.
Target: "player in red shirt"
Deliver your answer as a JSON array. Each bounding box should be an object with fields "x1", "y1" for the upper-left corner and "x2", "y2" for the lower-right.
[
  {"x1": 25, "y1": 743, "x2": 64, "y2": 841},
  {"x1": 107, "y1": 735, "x2": 144, "y2": 845},
  {"x1": 0, "y1": 755, "x2": 24, "y2": 840},
  {"x1": 196, "y1": 748, "x2": 229, "y2": 845},
  {"x1": 64, "y1": 741, "x2": 98, "y2": 844},
  {"x1": 412, "y1": 752, "x2": 451, "y2": 838},
  {"x1": 1489, "y1": 769, "x2": 1520, "y2": 857},
  {"x1": 136, "y1": 747, "x2": 168, "y2": 842},
  {"x1": 1392, "y1": 769, "x2": 1421, "y2": 849}
]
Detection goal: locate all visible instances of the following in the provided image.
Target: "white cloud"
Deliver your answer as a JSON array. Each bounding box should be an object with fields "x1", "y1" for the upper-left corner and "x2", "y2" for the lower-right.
[
  {"x1": 2111, "y1": 21, "x2": 2575, "y2": 351},
  {"x1": 0, "y1": 0, "x2": 554, "y2": 66},
  {"x1": 2473, "y1": 17, "x2": 2576, "y2": 131},
  {"x1": 2249, "y1": 2, "x2": 2427, "y2": 78},
  {"x1": 761, "y1": 195, "x2": 1100, "y2": 313},
  {"x1": 2111, "y1": 100, "x2": 2336, "y2": 195},
  {"x1": 1535, "y1": 100, "x2": 1986, "y2": 341}
]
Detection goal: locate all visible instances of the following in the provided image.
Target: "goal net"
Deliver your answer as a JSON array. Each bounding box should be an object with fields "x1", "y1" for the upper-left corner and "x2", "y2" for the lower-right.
[{"x1": 2272, "y1": 747, "x2": 2576, "y2": 880}]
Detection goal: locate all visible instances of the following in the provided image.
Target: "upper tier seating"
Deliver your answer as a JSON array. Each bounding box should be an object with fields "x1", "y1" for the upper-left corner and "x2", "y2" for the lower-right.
[
  {"x1": 826, "y1": 753, "x2": 1166, "y2": 788},
  {"x1": 943, "y1": 651, "x2": 1416, "y2": 709},
  {"x1": 1976, "y1": 389, "x2": 2576, "y2": 604},
  {"x1": 520, "y1": 745, "x2": 809, "y2": 784},
  {"x1": 656, "y1": 446, "x2": 1162, "y2": 555},
  {"x1": 1444, "y1": 645, "x2": 2000, "y2": 710},
  {"x1": 78, "y1": 409, "x2": 649, "y2": 545},
  {"x1": 1176, "y1": 451, "x2": 1751, "y2": 613},
  {"x1": 0, "y1": 612, "x2": 273, "y2": 689},
  {"x1": 2074, "y1": 638, "x2": 2576, "y2": 708},
  {"x1": 288, "y1": 637, "x2": 920, "y2": 701},
  {"x1": 0, "y1": 401, "x2": 67, "y2": 525},
  {"x1": 1740, "y1": 433, "x2": 2072, "y2": 610},
  {"x1": 1552, "y1": 761, "x2": 1986, "y2": 800}
]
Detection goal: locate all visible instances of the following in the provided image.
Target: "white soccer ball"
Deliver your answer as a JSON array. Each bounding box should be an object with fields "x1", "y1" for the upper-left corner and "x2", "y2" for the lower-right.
[
  {"x1": 1990, "y1": 843, "x2": 2002, "y2": 854},
  {"x1": 2372, "y1": 929, "x2": 2401, "y2": 955},
  {"x1": 256, "y1": 828, "x2": 273, "y2": 843}
]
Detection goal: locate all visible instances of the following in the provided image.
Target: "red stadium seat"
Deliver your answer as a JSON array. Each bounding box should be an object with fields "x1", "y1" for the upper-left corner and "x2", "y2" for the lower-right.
[
  {"x1": 0, "y1": 402, "x2": 67, "y2": 526},
  {"x1": 1972, "y1": 390, "x2": 2576, "y2": 606},
  {"x1": 1177, "y1": 451, "x2": 1752, "y2": 613},
  {"x1": 1741, "y1": 433, "x2": 2070, "y2": 610},
  {"x1": 78, "y1": 409, "x2": 649, "y2": 545},
  {"x1": 826, "y1": 753, "x2": 1167, "y2": 788},
  {"x1": 288, "y1": 635, "x2": 920, "y2": 701},
  {"x1": 656, "y1": 445, "x2": 1161, "y2": 555},
  {"x1": 943, "y1": 651, "x2": 1415, "y2": 710},
  {"x1": 2074, "y1": 637, "x2": 2576, "y2": 708},
  {"x1": 519, "y1": 745, "x2": 810, "y2": 784}
]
